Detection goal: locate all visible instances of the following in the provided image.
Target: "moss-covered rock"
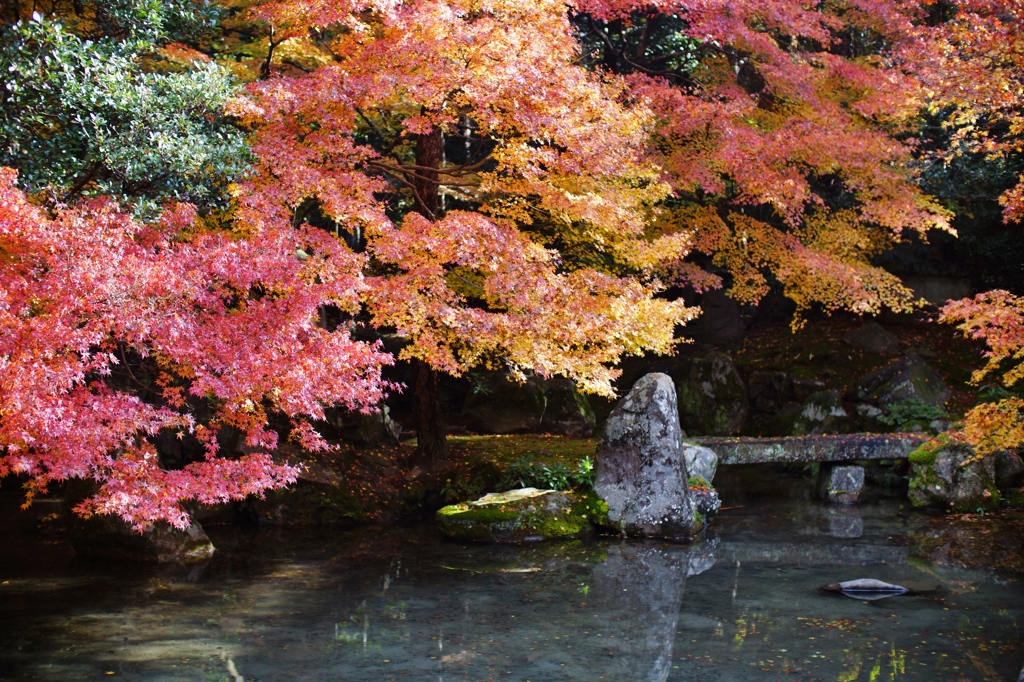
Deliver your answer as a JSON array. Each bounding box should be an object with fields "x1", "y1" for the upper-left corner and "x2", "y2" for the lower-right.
[
  {"x1": 908, "y1": 445, "x2": 1000, "y2": 513},
  {"x1": 462, "y1": 374, "x2": 596, "y2": 437},
  {"x1": 791, "y1": 390, "x2": 852, "y2": 436},
  {"x1": 63, "y1": 479, "x2": 215, "y2": 563},
  {"x1": 848, "y1": 353, "x2": 950, "y2": 407},
  {"x1": 436, "y1": 488, "x2": 595, "y2": 543},
  {"x1": 674, "y1": 352, "x2": 749, "y2": 436}
]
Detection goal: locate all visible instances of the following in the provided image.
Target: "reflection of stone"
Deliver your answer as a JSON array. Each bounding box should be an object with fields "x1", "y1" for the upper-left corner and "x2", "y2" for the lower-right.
[
  {"x1": 687, "y1": 536, "x2": 718, "y2": 576},
  {"x1": 590, "y1": 543, "x2": 693, "y2": 682},
  {"x1": 828, "y1": 507, "x2": 864, "y2": 538},
  {"x1": 595, "y1": 374, "x2": 698, "y2": 539}
]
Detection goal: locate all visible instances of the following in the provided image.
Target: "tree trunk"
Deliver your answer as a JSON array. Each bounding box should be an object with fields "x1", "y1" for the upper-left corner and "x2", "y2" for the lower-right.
[
  {"x1": 412, "y1": 358, "x2": 449, "y2": 467},
  {"x1": 412, "y1": 126, "x2": 449, "y2": 466}
]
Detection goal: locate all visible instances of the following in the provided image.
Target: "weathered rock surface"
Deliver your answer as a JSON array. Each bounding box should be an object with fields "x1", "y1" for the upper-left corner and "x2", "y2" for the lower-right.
[
  {"x1": 747, "y1": 370, "x2": 794, "y2": 413},
  {"x1": 848, "y1": 354, "x2": 950, "y2": 407},
  {"x1": 791, "y1": 390, "x2": 851, "y2": 436},
  {"x1": 681, "y1": 442, "x2": 718, "y2": 483},
  {"x1": 995, "y1": 451, "x2": 1024, "y2": 491},
  {"x1": 819, "y1": 465, "x2": 865, "y2": 505},
  {"x1": 690, "y1": 433, "x2": 929, "y2": 465},
  {"x1": 463, "y1": 374, "x2": 595, "y2": 437},
  {"x1": 793, "y1": 378, "x2": 827, "y2": 403},
  {"x1": 842, "y1": 322, "x2": 900, "y2": 355},
  {"x1": 854, "y1": 403, "x2": 887, "y2": 431},
  {"x1": 675, "y1": 352, "x2": 749, "y2": 436},
  {"x1": 908, "y1": 445, "x2": 999, "y2": 512},
  {"x1": 435, "y1": 488, "x2": 593, "y2": 543},
  {"x1": 64, "y1": 479, "x2": 215, "y2": 563},
  {"x1": 595, "y1": 373, "x2": 699, "y2": 539},
  {"x1": 690, "y1": 486, "x2": 721, "y2": 519}
]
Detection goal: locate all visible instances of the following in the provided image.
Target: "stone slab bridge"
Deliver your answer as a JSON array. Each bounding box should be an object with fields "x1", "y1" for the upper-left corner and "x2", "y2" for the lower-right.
[{"x1": 689, "y1": 433, "x2": 929, "y2": 466}]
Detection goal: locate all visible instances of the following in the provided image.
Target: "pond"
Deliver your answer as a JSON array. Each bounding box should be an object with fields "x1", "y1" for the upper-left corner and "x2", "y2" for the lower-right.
[{"x1": 2, "y1": 467, "x2": 1022, "y2": 682}]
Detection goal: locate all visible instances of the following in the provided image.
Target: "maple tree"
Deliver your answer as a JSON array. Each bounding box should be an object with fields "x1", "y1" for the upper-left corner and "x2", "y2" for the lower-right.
[
  {"x1": 236, "y1": 0, "x2": 697, "y2": 463},
  {"x1": 0, "y1": 168, "x2": 391, "y2": 528},
  {"x1": 907, "y1": 1, "x2": 1024, "y2": 456}
]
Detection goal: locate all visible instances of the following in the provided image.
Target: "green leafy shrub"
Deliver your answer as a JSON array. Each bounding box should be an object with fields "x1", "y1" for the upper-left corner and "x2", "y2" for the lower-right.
[
  {"x1": 879, "y1": 398, "x2": 947, "y2": 429},
  {"x1": 498, "y1": 454, "x2": 594, "y2": 492}
]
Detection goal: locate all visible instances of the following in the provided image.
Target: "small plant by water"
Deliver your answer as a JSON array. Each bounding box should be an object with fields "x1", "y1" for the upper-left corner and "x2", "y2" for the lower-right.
[{"x1": 498, "y1": 454, "x2": 594, "y2": 491}]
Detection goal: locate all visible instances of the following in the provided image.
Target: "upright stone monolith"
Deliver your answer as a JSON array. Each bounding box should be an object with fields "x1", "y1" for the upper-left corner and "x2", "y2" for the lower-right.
[{"x1": 595, "y1": 373, "x2": 699, "y2": 539}]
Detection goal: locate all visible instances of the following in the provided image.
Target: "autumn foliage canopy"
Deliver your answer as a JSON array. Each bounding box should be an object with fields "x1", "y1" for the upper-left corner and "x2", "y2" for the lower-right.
[{"x1": 1, "y1": 0, "x2": 1022, "y2": 526}]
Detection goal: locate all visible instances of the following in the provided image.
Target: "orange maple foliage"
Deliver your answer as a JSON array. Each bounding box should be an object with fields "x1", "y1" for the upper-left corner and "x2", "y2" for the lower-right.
[
  {"x1": 941, "y1": 291, "x2": 1024, "y2": 456},
  {"x1": 234, "y1": 0, "x2": 697, "y2": 399}
]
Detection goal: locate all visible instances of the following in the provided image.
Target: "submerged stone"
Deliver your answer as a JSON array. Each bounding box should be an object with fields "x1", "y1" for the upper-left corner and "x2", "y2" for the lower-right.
[
  {"x1": 595, "y1": 373, "x2": 699, "y2": 540},
  {"x1": 436, "y1": 488, "x2": 596, "y2": 543}
]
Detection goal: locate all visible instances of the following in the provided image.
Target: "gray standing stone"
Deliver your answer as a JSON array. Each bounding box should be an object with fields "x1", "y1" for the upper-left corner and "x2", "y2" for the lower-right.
[
  {"x1": 681, "y1": 442, "x2": 718, "y2": 483},
  {"x1": 820, "y1": 465, "x2": 865, "y2": 504},
  {"x1": 854, "y1": 403, "x2": 886, "y2": 432},
  {"x1": 595, "y1": 373, "x2": 699, "y2": 539},
  {"x1": 908, "y1": 445, "x2": 999, "y2": 512},
  {"x1": 848, "y1": 354, "x2": 950, "y2": 407},
  {"x1": 842, "y1": 322, "x2": 900, "y2": 355},
  {"x1": 64, "y1": 479, "x2": 215, "y2": 563},
  {"x1": 675, "y1": 352, "x2": 749, "y2": 436}
]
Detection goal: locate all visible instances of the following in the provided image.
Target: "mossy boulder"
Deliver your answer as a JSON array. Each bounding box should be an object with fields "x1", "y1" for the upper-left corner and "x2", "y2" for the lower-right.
[
  {"x1": 848, "y1": 353, "x2": 950, "y2": 407},
  {"x1": 463, "y1": 374, "x2": 595, "y2": 437},
  {"x1": 674, "y1": 352, "x2": 749, "y2": 436},
  {"x1": 436, "y1": 488, "x2": 596, "y2": 543},
  {"x1": 63, "y1": 479, "x2": 215, "y2": 564},
  {"x1": 791, "y1": 390, "x2": 851, "y2": 436},
  {"x1": 908, "y1": 444, "x2": 1000, "y2": 513}
]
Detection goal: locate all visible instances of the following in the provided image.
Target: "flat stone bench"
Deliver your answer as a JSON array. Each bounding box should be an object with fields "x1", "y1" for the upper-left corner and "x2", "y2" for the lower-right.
[{"x1": 689, "y1": 433, "x2": 929, "y2": 466}]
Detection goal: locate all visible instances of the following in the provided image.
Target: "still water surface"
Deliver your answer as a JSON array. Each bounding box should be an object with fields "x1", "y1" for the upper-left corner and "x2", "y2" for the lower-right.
[{"x1": 2, "y1": 468, "x2": 1022, "y2": 681}]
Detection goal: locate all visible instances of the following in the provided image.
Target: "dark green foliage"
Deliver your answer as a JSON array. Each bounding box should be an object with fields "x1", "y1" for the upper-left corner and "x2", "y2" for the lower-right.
[
  {"x1": 0, "y1": 7, "x2": 249, "y2": 216},
  {"x1": 878, "y1": 398, "x2": 947, "y2": 429}
]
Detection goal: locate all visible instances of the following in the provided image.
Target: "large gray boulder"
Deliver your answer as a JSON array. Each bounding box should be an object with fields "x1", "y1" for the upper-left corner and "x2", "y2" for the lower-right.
[
  {"x1": 595, "y1": 373, "x2": 699, "y2": 539},
  {"x1": 848, "y1": 354, "x2": 950, "y2": 407},
  {"x1": 842, "y1": 322, "x2": 900, "y2": 356},
  {"x1": 674, "y1": 352, "x2": 749, "y2": 436},
  {"x1": 908, "y1": 444, "x2": 999, "y2": 512},
  {"x1": 463, "y1": 374, "x2": 595, "y2": 437},
  {"x1": 64, "y1": 479, "x2": 215, "y2": 563}
]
